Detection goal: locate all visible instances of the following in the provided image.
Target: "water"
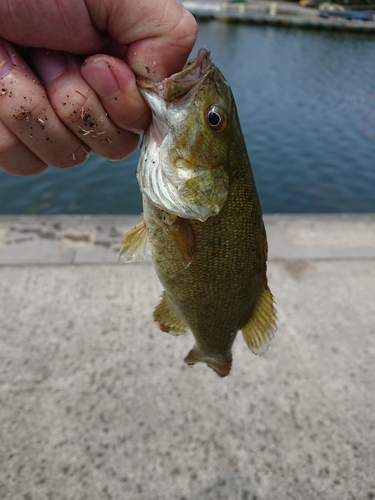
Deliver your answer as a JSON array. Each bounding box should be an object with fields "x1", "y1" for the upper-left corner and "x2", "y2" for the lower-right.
[{"x1": 0, "y1": 22, "x2": 374, "y2": 215}]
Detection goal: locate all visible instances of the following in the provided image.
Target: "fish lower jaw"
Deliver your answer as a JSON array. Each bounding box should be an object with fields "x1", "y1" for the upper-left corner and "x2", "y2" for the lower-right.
[{"x1": 184, "y1": 346, "x2": 232, "y2": 377}]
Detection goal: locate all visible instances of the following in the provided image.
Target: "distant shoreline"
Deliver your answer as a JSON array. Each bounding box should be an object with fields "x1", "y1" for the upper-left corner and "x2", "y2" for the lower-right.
[{"x1": 182, "y1": 0, "x2": 375, "y2": 33}]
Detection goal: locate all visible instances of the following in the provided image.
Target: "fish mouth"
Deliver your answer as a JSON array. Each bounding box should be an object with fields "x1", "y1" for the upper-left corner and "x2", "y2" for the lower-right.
[
  {"x1": 136, "y1": 47, "x2": 213, "y2": 145},
  {"x1": 137, "y1": 47, "x2": 212, "y2": 103}
]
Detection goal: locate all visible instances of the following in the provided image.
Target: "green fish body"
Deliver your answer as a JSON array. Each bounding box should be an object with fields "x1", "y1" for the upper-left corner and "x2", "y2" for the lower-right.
[{"x1": 120, "y1": 48, "x2": 276, "y2": 377}]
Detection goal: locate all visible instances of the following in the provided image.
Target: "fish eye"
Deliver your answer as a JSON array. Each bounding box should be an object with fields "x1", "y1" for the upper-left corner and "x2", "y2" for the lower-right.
[{"x1": 206, "y1": 105, "x2": 227, "y2": 132}]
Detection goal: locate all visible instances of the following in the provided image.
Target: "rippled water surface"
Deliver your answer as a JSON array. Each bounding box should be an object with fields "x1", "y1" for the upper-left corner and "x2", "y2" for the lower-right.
[{"x1": 1, "y1": 22, "x2": 374, "y2": 214}]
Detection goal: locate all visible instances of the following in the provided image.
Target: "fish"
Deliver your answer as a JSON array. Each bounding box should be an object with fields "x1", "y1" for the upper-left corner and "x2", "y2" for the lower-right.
[{"x1": 120, "y1": 47, "x2": 276, "y2": 377}]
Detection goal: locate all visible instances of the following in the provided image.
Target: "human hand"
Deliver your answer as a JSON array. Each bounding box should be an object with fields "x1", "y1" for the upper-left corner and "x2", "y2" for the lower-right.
[{"x1": 0, "y1": 0, "x2": 197, "y2": 175}]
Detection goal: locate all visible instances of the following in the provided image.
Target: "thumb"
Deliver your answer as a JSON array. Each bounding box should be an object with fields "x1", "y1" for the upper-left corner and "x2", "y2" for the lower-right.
[{"x1": 94, "y1": 0, "x2": 198, "y2": 80}]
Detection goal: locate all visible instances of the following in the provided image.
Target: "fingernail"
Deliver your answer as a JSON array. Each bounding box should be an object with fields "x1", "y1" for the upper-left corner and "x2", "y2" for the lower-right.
[
  {"x1": 32, "y1": 49, "x2": 67, "y2": 85},
  {"x1": 82, "y1": 57, "x2": 120, "y2": 99},
  {"x1": 0, "y1": 41, "x2": 15, "y2": 79}
]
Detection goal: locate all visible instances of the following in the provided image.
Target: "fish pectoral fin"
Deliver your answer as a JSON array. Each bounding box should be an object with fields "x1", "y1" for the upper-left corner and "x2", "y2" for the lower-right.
[
  {"x1": 168, "y1": 217, "x2": 196, "y2": 268},
  {"x1": 153, "y1": 291, "x2": 187, "y2": 336},
  {"x1": 184, "y1": 347, "x2": 232, "y2": 378},
  {"x1": 241, "y1": 285, "x2": 277, "y2": 355},
  {"x1": 118, "y1": 220, "x2": 149, "y2": 263}
]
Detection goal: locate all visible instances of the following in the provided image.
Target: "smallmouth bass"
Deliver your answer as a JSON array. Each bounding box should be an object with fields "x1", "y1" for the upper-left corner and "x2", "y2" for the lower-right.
[{"x1": 120, "y1": 48, "x2": 276, "y2": 377}]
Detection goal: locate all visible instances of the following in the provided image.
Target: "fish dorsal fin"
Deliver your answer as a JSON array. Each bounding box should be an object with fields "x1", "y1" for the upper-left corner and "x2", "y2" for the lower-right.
[
  {"x1": 168, "y1": 217, "x2": 196, "y2": 268},
  {"x1": 119, "y1": 220, "x2": 149, "y2": 263},
  {"x1": 241, "y1": 285, "x2": 277, "y2": 355},
  {"x1": 153, "y1": 291, "x2": 187, "y2": 336}
]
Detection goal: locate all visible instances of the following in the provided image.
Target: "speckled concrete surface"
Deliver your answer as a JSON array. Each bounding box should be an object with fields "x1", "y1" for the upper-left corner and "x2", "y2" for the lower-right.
[{"x1": 0, "y1": 215, "x2": 374, "y2": 500}]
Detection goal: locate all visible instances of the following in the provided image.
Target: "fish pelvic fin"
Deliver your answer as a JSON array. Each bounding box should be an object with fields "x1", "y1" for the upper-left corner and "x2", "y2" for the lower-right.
[
  {"x1": 119, "y1": 220, "x2": 149, "y2": 263},
  {"x1": 241, "y1": 285, "x2": 277, "y2": 355},
  {"x1": 184, "y1": 347, "x2": 232, "y2": 378},
  {"x1": 153, "y1": 291, "x2": 187, "y2": 336}
]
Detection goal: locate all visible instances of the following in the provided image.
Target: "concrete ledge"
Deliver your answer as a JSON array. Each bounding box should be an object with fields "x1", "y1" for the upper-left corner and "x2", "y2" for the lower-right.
[
  {"x1": 0, "y1": 214, "x2": 374, "y2": 265},
  {"x1": 265, "y1": 213, "x2": 375, "y2": 260},
  {"x1": 0, "y1": 215, "x2": 136, "y2": 265}
]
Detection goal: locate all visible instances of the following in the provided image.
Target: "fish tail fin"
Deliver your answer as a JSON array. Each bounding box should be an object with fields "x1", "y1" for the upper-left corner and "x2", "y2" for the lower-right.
[
  {"x1": 184, "y1": 347, "x2": 232, "y2": 378},
  {"x1": 241, "y1": 285, "x2": 277, "y2": 355},
  {"x1": 153, "y1": 291, "x2": 187, "y2": 336}
]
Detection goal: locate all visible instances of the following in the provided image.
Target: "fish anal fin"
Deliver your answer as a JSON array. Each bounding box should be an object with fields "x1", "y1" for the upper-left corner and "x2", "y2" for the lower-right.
[
  {"x1": 184, "y1": 347, "x2": 232, "y2": 378},
  {"x1": 168, "y1": 217, "x2": 196, "y2": 268},
  {"x1": 153, "y1": 291, "x2": 187, "y2": 336},
  {"x1": 119, "y1": 220, "x2": 148, "y2": 263},
  {"x1": 241, "y1": 285, "x2": 277, "y2": 355}
]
